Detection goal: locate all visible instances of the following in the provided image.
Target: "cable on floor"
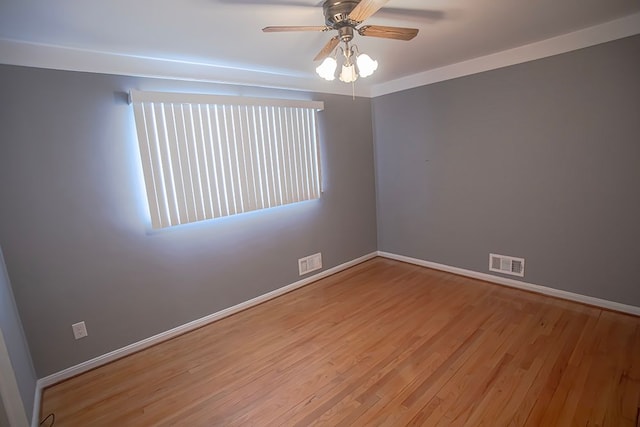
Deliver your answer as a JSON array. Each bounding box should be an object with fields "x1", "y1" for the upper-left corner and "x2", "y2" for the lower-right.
[{"x1": 39, "y1": 412, "x2": 55, "y2": 426}]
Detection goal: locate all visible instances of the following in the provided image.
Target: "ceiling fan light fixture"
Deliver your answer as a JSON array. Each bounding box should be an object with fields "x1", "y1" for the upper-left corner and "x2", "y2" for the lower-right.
[
  {"x1": 316, "y1": 57, "x2": 338, "y2": 80},
  {"x1": 339, "y1": 63, "x2": 358, "y2": 83},
  {"x1": 356, "y1": 53, "x2": 378, "y2": 78},
  {"x1": 262, "y1": 0, "x2": 420, "y2": 85}
]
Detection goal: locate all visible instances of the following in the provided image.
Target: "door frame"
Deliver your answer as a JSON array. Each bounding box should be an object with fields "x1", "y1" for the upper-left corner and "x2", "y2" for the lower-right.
[{"x1": 0, "y1": 327, "x2": 28, "y2": 427}]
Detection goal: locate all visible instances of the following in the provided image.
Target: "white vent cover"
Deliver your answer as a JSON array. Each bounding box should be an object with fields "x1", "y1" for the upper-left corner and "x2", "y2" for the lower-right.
[
  {"x1": 299, "y1": 253, "x2": 322, "y2": 276},
  {"x1": 489, "y1": 253, "x2": 525, "y2": 277}
]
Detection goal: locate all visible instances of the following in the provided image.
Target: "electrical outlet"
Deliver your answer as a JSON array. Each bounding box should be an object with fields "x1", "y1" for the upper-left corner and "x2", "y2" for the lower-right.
[{"x1": 72, "y1": 321, "x2": 88, "y2": 340}]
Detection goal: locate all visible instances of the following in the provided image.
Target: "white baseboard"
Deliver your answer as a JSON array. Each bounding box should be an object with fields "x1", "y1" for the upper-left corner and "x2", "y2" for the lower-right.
[
  {"x1": 378, "y1": 251, "x2": 640, "y2": 316},
  {"x1": 31, "y1": 251, "x2": 377, "y2": 426}
]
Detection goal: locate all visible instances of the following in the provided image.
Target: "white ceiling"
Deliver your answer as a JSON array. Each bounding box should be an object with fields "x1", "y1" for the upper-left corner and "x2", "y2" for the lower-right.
[{"x1": 1, "y1": 0, "x2": 639, "y2": 97}]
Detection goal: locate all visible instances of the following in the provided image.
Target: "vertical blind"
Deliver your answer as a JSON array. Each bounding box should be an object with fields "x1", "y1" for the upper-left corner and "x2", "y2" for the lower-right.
[{"x1": 130, "y1": 91, "x2": 324, "y2": 229}]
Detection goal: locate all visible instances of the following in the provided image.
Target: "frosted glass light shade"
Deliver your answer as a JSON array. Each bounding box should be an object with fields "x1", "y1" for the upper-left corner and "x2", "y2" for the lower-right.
[
  {"x1": 356, "y1": 54, "x2": 378, "y2": 78},
  {"x1": 316, "y1": 57, "x2": 337, "y2": 81},
  {"x1": 339, "y1": 64, "x2": 358, "y2": 83}
]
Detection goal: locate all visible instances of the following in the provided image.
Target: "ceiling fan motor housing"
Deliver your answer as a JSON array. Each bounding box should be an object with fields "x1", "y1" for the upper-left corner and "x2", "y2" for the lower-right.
[{"x1": 323, "y1": 0, "x2": 361, "y2": 27}]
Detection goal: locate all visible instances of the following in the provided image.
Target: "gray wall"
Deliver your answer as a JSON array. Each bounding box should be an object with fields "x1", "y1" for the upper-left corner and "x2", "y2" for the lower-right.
[
  {"x1": 373, "y1": 34, "x2": 640, "y2": 306},
  {"x1": 0, "y1": 247, "x2": 36, "y2": 422},
  {"x1": 0, "y1": 65, "x2": 377, "y2": 377}
]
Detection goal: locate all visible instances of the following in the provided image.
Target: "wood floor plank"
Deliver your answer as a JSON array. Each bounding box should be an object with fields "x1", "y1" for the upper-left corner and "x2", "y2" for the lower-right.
[
  {"x1": 342, "y1": 298, "x2": 501, "y2": 425},
  {"x1": 619, "y1": 324, "x2": 640, "y2": 426},
  {"x1": 424, "y1": 306, "x2": 554, "y2": 426},
  {"x1": 39, "y1": 258, "x2": 640, "y2": 426}
]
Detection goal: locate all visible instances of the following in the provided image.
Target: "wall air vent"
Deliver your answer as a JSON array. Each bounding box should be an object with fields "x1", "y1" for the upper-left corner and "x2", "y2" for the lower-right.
[
  {"x1": 299, "y1": 253, "x2": 322, "y2": 276},
  {"x1": 489, "y1": 253, "x2": 525, "y2": 277}
]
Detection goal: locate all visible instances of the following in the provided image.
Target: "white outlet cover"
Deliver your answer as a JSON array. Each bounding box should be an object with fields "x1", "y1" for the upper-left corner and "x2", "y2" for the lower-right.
[{"x1": 72, "y1": 321, "x2": 88, "y2": 340}]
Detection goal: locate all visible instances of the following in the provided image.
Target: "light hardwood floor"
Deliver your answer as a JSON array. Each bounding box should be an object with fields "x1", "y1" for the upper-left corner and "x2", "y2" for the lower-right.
[{"x1": 41, "y1": 258, "x2": 640, "y2": 426}]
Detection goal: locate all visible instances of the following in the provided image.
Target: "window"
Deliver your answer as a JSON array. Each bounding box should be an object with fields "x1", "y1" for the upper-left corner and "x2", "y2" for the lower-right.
[{"x1": 130, "y1": 90, "x2": 324, "y2": 228}]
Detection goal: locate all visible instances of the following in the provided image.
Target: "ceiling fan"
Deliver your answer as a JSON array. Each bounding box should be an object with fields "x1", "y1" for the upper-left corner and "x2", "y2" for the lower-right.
[{"x1": 262, "y1": 0, "x2": 419, "y2": 82}]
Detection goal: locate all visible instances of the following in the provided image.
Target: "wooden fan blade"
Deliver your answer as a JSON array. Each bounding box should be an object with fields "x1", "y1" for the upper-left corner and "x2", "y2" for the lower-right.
[
  {"x1": 358, "y1": 25, "x2": 419, "y2": 41},
  {"x1": 348, "y1": 0, "x2": 390, "y2": 23},
  {"x1": 314, "y1": 36, "x2": 340, "y2": 61},
  {"x1": 262, "y1": 26, "x2": 329, "y2": 32}
]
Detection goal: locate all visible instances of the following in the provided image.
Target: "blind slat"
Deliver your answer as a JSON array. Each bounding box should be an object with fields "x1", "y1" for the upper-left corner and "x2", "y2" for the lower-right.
[
  {"x1": 193, "y1": 105, "x2": 214, "y2": 220},
  {"x1": 156, "y1": 105, "x2": 181, "y2": 225},
  {"x1": 166, "y1": 105, "x2": 190, "y2": 224},
  {"x1": 258, "y1": 106, "x2": 274, "y2": 208},
  {"x1": 309, "y1": 109, "x2": 321, "y2": 199},
  {"x1": 134, "y1": 104, "x2": 163, "y2": 228},
  {"x1": 276, "y1": 108, "x2": 291, "y2": 205},
  {"x1": 176, "y1": 105, "x2": 199, "y2": 223},
  {"x1": 273, "y1": 108, "x2": 284, "y2": 204},
  {"x1": 185, "y1": 105, "x2": 206, "y2": 221},
  {"x1": 300, "y1": 109, "x2": 310, "y2": 202},
  {"x1": 250, "y1": 106, "x2": 266, "y2": 209},
  {"x1": 240, "y1": 106, "x2": 258, "y2": 211},
  {"x1": 207, "y1": 106, "x2": 227, "y2": 218},
  {"x1": 223, "y1": 106, "x2": 236, "y2": 214}
]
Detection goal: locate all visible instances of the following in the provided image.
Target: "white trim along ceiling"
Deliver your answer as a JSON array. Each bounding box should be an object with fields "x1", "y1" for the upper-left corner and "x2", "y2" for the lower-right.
[{"x1": 0, "y1": 10, "x2": 638, "y2": 97}]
